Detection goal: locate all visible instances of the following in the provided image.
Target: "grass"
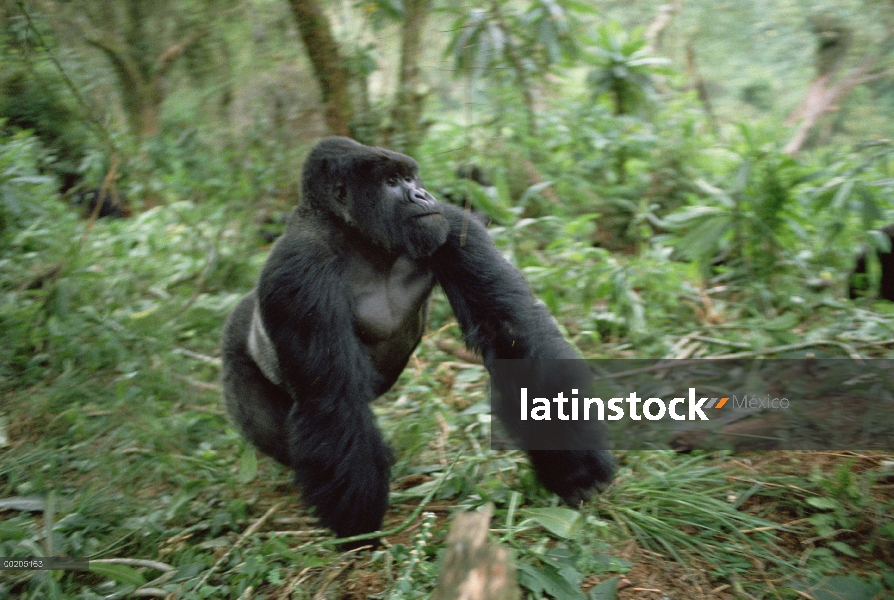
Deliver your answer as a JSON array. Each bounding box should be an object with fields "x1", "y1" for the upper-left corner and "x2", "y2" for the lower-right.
[{"x1": 0, "y1": 188, "x2": 893, "y2": 599}]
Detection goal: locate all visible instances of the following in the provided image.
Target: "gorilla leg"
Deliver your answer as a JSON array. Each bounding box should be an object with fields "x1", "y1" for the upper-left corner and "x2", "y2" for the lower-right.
[
  {"x1": 287, "y1": 399, "x2": 393, "y2": 541},
  {"x1": 224, "y1": 292, "x2": 393, "y2": 541},
  {"x1": 222, "y1": 294, "x2": 294, "y2": 466}
]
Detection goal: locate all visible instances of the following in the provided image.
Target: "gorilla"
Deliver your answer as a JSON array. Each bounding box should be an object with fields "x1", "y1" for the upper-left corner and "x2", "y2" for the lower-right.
[
  {"x1": 440, "y1": 163, "x2": 496, "y2": 226},
  {"x1": 70, "y1": 187, "x2": 130, "y2": 219},
  {"x1": 848, "y1": 224, "x2": 894, "y2": 302},
  {"x1": 221, "y1": 137, "x2": 614, "y2": 543}
]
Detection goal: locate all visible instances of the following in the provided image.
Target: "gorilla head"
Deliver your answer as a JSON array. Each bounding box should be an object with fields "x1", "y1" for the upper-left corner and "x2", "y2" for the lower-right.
[{"x1": 300, "y1": 137, "x2": 448, "y2": 259}]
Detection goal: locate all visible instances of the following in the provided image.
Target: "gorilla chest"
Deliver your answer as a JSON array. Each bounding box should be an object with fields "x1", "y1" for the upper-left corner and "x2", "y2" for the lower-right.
[{"x1": 346, "y1": 253, "x2": 434, "y2": 362}]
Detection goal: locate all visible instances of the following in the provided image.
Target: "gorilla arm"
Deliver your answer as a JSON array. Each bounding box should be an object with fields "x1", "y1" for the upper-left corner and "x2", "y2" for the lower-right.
[
  {"x1": 255, "y1": 232, "x2": 393, "y2": 539},
  {"x1": 429, "y1": 206, "x2": 577, "y2": 363},
  {"x1": 429, "y1": 204, "x2": 616, "y2": 503}
]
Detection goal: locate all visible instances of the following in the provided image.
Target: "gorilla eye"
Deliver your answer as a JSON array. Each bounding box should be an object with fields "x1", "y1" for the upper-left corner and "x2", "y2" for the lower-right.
[{"x1": 386, "y1": 176, "x2": 399, "y2": 187}]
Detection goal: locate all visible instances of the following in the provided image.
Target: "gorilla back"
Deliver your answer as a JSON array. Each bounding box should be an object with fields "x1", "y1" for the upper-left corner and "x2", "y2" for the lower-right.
[{"x1": 222, "y1": 137, "x2": 614, "y2": 544}]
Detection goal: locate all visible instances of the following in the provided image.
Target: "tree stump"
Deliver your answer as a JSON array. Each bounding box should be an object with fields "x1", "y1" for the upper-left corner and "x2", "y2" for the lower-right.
[{"x1": 431, "y1": 504, "x2": 520, "y2": 600}]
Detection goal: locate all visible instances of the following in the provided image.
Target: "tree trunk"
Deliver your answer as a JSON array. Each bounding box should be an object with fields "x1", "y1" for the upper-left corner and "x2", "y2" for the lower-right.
[
  {"x1": 644, "y1": 0, "x2": 684, "y2": 54},
  {"x1": 287, "y1": 0, "x2": 353, "y2": 137},
  {"x1": 685, "y1": 44, "x2": 715, "y2": 129},
  {"x1": 490, "y1": 1, "x2": 537, "y2": 134},
  {"x1": 138, "y1": 86, "x2": 162, "y2": 138},
  {"x1": 784, "y1": 20, "x2": 891, "y2": 155},
  {"x1": 387, "y1": 0, "x2": 433, "y2": 154},
  {"x1": 86, "y1": 27, "x2": 203, "y2": 141},
  {"x1": 784, "y1": 57, "x2": 878, "y2": 156},
  {"x1": 86, "y1": 39, "x2": 157, "y2": 139}
]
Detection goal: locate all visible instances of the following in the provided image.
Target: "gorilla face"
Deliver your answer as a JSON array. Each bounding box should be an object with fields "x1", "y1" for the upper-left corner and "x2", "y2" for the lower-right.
[
  {"x1": 299, "y1": 137, "x2": 448, "y2": 259},
  {"x1": 382, "y1": 171, "x2": 448, "y2": 259},
  {"x1": 348, "y1": 154, "x2": 448, "y2": 259}
]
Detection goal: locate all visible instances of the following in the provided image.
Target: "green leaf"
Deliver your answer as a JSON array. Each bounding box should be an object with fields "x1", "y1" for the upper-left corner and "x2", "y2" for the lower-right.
[
  {"x1": 662, "y1": 205, "x2": 728, "y2": 227},
  {"x1": 830, "y1": 178, "x2": 854, "y2": 210},
  {"x1": 562, "y1": 0, "x2": 598, "y2": 14},
  {"x1": 869, "y1": 228, "x2": 893, "y2": 253},
  {"x1": 518, "y1": 180, "x2": 556, "y2": 211},
  {"x1": 517, "y1": 562, "x2": 586, "y2": 600},
  {"x1": 763, "y1": 313, "x2": 799, "y2": 331},
  {"x1": 237, "y1": 444, "x2": 258, "y2": 484},
  {"x1": 858, "y1": 187, "x2": 883, "y2": 227},
  {"x1": 468, "y1": 183, "x2": 514, "y2": 224},
  {"x1": 521, "y1": 507, "x2": 582, "y2": 539},
  {"x1": 799, "y1": 575, "x2": 884, "y2": 600},
  {"x1": 809, "y1": 513, "x2": 835, "y2": 537},
  {"x1": 589, "y1": 576, "x2": 619, "y2": 600},
  {"x1": 627, "y1": 57, "x2": 672, "y2": 68},
  {"x1": 89, "y1": 562, "x2": 147, "y2": 586},
  {"x1": 674, "y1": 214, "x2": 734, "y2": 261},
  {"x1": 805, "y1": 496, "x2": 838, "y2": 510},
  {"x1": 10, "y1": 175, "x2": 53, "y2": 185},
  {"x1": 828, "y1": 541, "x2": 859, "y2": 557},
  {"x1": 693, "y1": 179, "x2": 735, "y2": 206}
]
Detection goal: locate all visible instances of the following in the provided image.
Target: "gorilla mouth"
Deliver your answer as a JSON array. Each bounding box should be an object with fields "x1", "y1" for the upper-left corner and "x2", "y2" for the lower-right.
[{"x1": 411, "y1": 212, "x2": 442, "y2": 219}]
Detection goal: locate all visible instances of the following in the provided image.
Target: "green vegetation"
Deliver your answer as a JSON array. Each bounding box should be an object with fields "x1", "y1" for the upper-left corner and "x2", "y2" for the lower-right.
[{"x1": 1, "y1": 0, "x2": 893, "y2": 598}]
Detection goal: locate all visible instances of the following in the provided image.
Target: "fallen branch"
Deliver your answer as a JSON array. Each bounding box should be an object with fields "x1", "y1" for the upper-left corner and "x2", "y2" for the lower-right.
[{"x1": 191, "y1": 502, "x2": 283, "y2": 591}]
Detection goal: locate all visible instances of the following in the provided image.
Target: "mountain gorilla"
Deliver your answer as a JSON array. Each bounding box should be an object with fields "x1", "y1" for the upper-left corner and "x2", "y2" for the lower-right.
[
  {"x1": 221, "y1": 137, "x2": 615, "y2": 543},
  {"x1": 440, "y1": 163, "x2": 496, "y2": 226},
  {"x1": 848, "y1": 224, "x2": 894, "y2": 302}
]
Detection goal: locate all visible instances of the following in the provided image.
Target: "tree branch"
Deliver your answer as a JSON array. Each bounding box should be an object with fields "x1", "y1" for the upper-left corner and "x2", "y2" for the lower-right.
[
  {"x1": 784, "y1": 56, "x2": 876, "y2": 155},
  {"x1": 784, "y1": 26, "x2": 894, "y2": 155},
  {"x1": 85, "y1": 37, "x2": 143, "y2": 92},
  {"x1": 153, "y1": 29, "x2": 207, "y2": 77}
]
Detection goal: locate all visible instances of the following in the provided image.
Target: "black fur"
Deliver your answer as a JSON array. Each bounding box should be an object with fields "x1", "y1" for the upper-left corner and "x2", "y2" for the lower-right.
[
  {"x1": 429, "y1": 204, "x2": 615, "y2": 503},
  {"x1": 221, "y1": 137, "x2": 614, "y2": 544},
  {"x1": 440, "y1": 163, "x2": 495, "y2": 226},
  {"x1": 71, "y1": 187, "x2": 130, "y2": 219},
  {"x1": 848, "y1": 224, "x2": 894, "y2": 302}
]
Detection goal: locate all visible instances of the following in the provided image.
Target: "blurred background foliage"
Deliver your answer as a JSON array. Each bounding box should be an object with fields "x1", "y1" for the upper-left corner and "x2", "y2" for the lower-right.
[{"x1": 1, "y1": 0, "x2": 894, "y2": 598}]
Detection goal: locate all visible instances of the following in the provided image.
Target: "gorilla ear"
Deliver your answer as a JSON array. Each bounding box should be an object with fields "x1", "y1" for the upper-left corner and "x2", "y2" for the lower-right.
[
  {"x1": 334, "y1": 181, "x2": 347, "y2": 204},
  {"x1": 331, "y1": 181, "x2": 354, "y2": 224}
]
